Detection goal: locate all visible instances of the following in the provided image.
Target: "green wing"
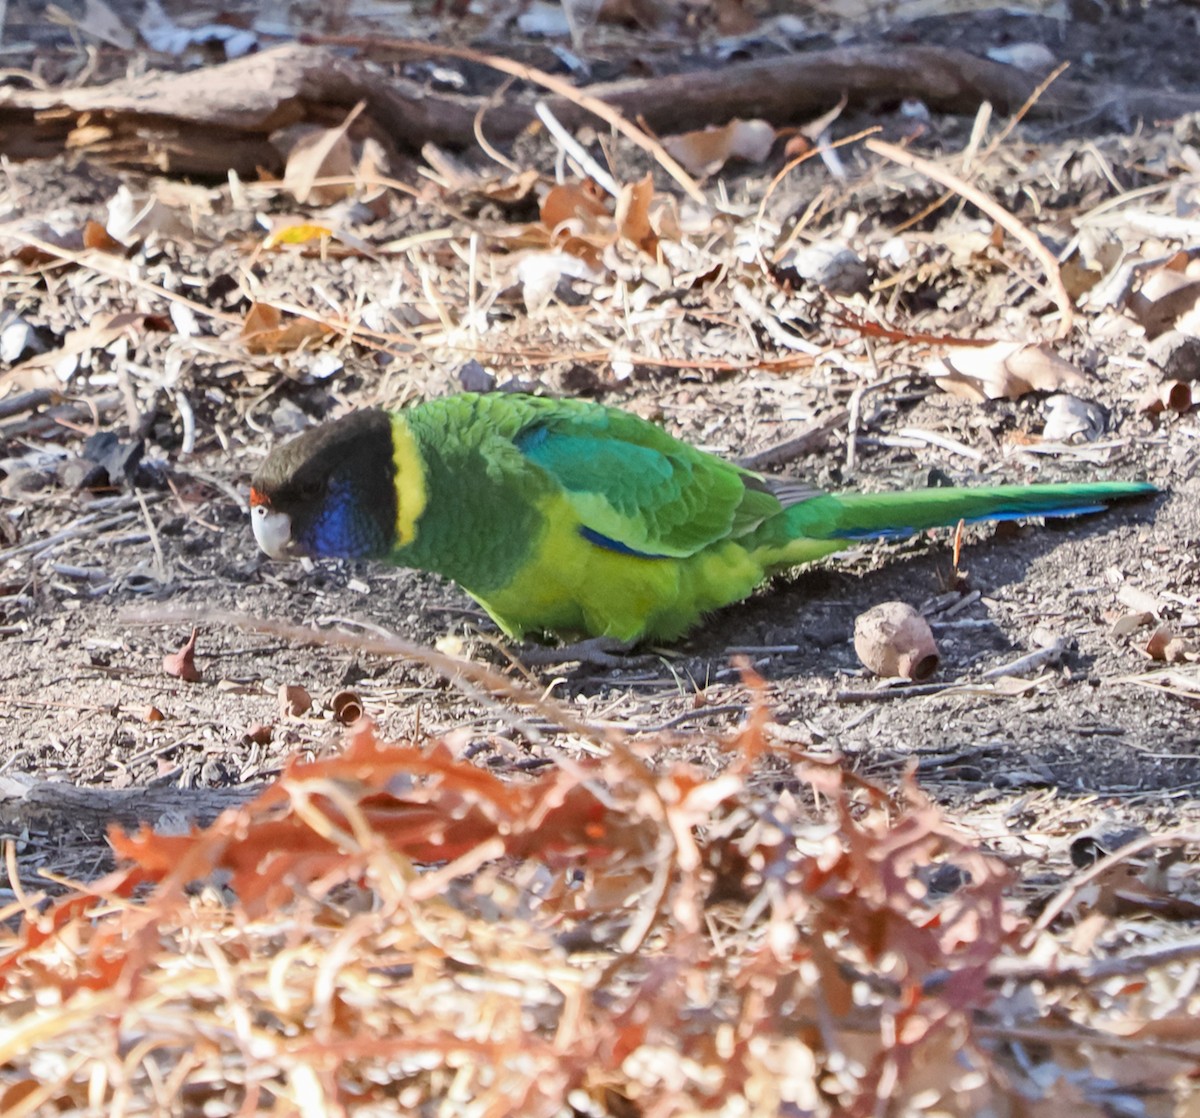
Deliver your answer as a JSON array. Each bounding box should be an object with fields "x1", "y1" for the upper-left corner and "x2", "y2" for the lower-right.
[{"x1": 513, "y1": 405, "x2": 781, "y2": 558}]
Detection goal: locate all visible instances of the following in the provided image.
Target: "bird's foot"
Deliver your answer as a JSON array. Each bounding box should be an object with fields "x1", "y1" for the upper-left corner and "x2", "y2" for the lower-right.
[{"x1": 516, "y1": 637, "x2": 640, "y2": 669}]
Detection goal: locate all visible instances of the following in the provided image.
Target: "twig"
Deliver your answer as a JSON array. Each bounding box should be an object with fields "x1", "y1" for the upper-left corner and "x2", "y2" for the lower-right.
[
  {"x1": 12, "y1": 234, "x2": 242, "y2": 326},
  {"x1": 753, "y1": 123, "x2": 878, "y2": 262},
  {"x1": 1022, "y1": 830, "x2": 1200, "y2": 948},
  {"x1": 730, "y1": 283, "x2": 823, "y2": 355},
  {"x1": 0, "y1": 511, "x2": 139, "y2": 562},
  {"x1": 836, "y1": 681, "x2": 957, "y2": 703},
  {"x1": 973, "y1": 1021, "x2": 1199, "y2": 1061},
  {"x1": 736, "y1": 408, "x2": 849, "y2": 471},
  {"x1": 0, "y1": 388, "x2": 59, "y2": 420},
  {"x1": 891, "y1": 427, "x2": 985, "y2": 463},
  {"x1": 473, "y1": 77, "x2": 522, "y2": 176},
  {"x1": 135, "y1": 491, "x2": 167, "y2": 584},
  {"x1": 535, "y1": 102, "x2": 619, "y2": 197},
  {"x1": 981, "y1": 638, "x2": 1066, "y2": 680},
  {"x1": 307, "y1": 32, "x2": 706, "y2": 205},
  {"x1": 846, "y1": 373, "x2": 910, "y2": 474},
  {"x1": 866, "y1": 138, "x2": 1075, "y2": 338},
  {"x1": 994, "y1": 933, "x2": 1200, "y2": 988}
]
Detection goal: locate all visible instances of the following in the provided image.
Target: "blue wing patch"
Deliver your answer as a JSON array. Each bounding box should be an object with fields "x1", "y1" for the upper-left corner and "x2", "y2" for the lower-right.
[{"x1": 579, "y1": 526, "x2": 669, "y2": 559}]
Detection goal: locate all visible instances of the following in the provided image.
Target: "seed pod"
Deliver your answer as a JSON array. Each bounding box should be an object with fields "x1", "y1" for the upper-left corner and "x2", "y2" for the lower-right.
[
  {"x1": 331, "y1": 690, "x2": 363, "y2": 725},
  {"x1": 278, "y1": 683, "x2": 313, "y2": 717},
  {"x1": 854, "y1": 602, "x2": 940, "y2": 681}
]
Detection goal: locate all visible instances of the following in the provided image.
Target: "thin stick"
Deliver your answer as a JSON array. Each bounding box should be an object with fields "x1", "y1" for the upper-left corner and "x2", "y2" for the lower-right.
[
  {"x1": 846, "y1": 372, "x2": 909, "y2": 474},
  {"x1": 1022, "y1": 830, "x2": 1200, "y2": 948},
  {"x1": 306, "y1": 32, "x2": 706, "y2": 205},
  {"x1": 736, "y1": 408, "x2": 850, "y2": 472},
  {"x1": 536, "y1": 102, "x2": 620, "y2": 196},
  {"x1": 980, "y1": 638, "x2": 1066, "y2": 680},
  {"x1": 865, "y1": 137, "x2": 1075, "y2": 338}
]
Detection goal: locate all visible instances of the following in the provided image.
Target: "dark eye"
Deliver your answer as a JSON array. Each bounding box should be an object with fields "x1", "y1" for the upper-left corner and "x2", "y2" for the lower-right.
[{"x1": 297, "y1": 477, "x2": 326, "y2": 502}]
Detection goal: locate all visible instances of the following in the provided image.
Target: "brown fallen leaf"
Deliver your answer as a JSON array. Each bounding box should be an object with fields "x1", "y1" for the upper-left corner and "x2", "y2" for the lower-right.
[
  {"x1": 281, "y1": 101, "x2": 365, "y2": 205},
  {"x1": 1145, "y1": 625, "x2": 1188, "y2": 663},
  {"x1": 931, "y1": 341, "x2": 1089, "y2": 403},
  {"x1": 539, "y1": 179, "x2": 609, "y2": 231},
  {"x1": 82, "y1": 220, "x2": 123, "y2": 252},
  {"x1": 662, "y1": 118, "x2": 777, "y2": 177},
  {"x1": 240, "y1": 302, "x2": 333, "y2": 355},
  {"x1": 614, "y1": 173, "x2": 658, "y2": 257}
]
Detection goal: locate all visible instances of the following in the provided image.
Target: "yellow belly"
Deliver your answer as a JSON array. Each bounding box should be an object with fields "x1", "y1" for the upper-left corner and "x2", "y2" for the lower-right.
[{"x1": 470, "y1": 502, "x2": 767, "y2": 642}]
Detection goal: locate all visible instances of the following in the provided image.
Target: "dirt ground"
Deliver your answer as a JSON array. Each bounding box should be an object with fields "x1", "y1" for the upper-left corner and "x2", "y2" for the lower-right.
[{"x1": 2, "y1": 0, "x2": 1200, "y2": 884}]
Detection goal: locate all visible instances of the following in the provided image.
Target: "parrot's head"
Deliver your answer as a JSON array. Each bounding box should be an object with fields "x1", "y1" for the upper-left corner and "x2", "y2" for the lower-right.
[{"x1": 249, "y1": 409, "x2": 398, "y2": 561}]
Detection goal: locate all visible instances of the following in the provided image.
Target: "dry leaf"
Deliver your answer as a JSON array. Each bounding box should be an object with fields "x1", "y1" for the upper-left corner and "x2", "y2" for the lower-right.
[
  {"x1": 614, "y1": 173, "x2": 658, "y2": 256},
  {"x1": 240, "y1": 302, "x2": 333, "y2": 355},
  {"x1": 282, "y1": 102, "x2": 365, "y2": 205},
  {"x1": 7, "y1": 311, "x2": 150, "y2": 384},
  {"x1": 539, "y1": 180, "x2": 609, "y2": 232},
  {"x1": 1110, "y1": 610, "x2": 1153, "y2": 637},
  {"x1": 1145, "y1": 625, "x2": 1187, "y2": 663},
  {"x1": 261, "y1": 221, "x2": 335, "y2": 248},
  {"x1": 162, "y1": 628, "x2": 202, "y2": 682},
  {"x1": 82, "y1": 219, "x2": 123, "y2": 252},
  {"x1": 662, "y1": 119, "x2": 777, "y2": 176},
  {"x1": 931, "y1": 342, "x2": 1089, "y2": 402}
]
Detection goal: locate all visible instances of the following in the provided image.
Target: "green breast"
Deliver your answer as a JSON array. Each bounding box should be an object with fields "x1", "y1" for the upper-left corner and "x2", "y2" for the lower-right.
[{"x1": 390, "y1": 396, "x2": 551, "y2": 596}]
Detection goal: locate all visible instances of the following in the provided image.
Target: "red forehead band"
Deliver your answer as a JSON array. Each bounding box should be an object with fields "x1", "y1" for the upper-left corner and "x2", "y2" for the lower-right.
[{"x1": 249, "y1": 487, "x2": 270, "y2": 508}]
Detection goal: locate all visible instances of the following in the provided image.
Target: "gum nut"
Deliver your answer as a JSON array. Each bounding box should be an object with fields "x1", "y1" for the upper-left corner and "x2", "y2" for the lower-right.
[
  {"x1": 331, "y1": 690, "x2": 364, "y2": 724},
  {"x1": 278, "y1": 683, "x2": 313, "y2": 717},
  {"x1": 854, "y1": 602, "x2": 940, "y2": 681},
  {"x1": 244, "y1": 722, "x2": 274, "y2": 745}
]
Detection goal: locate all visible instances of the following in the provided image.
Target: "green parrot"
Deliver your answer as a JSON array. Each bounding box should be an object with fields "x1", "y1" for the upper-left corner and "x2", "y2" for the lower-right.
[{"x1": 249, "y1": 392, "x2": 1154, "y2": 642}]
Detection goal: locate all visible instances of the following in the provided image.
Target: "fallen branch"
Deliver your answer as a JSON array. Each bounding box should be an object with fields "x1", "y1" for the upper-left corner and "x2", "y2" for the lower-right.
[
  {"x1": 0, "y1": 774, "x2": 257, "y2": 835},
  {"x1": 3, "y1": 42, "x2": 1198, "y2": 177}
]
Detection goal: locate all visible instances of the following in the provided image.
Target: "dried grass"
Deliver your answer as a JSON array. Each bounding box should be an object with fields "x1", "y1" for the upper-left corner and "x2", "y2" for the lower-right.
[{"x1": 1, "y1": 673, "x2": 1197, "y2": 1116}]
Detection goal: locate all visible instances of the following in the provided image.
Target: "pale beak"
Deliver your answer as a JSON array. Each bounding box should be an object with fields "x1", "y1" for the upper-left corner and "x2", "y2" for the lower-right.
[{"x1": 251, "y1": 504, "x2": 294, "y2": 559}]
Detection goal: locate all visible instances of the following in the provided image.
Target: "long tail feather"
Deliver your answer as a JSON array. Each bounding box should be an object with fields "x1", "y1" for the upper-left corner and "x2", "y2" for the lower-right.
[
  {"x1": 752, "y1": 481, "x2": 1156, "y2": 569},
  {"x1": 817, "y1": 481, "x2": 1156, "y2": 541}
]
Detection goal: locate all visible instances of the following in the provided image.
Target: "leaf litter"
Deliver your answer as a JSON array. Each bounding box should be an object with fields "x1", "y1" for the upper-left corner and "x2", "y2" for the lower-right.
[
  {"x1": 1, "y1": 0, "x2": 1200, "y2": 1110},
  {"x1": 5, "y1": 662, "x2": 1200, "y2": 1115}
]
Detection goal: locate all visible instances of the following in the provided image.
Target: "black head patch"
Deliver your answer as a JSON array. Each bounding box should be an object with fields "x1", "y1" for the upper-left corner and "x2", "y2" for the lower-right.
[{"x1": 251, "y1": 409, "x2": 399, "y2": 559}]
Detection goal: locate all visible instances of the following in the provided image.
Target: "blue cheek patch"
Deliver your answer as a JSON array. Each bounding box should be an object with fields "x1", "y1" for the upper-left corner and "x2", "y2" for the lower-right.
[
  {"x1": 301, "y1": 482, "x2": 376, "y2": 558},
  {"x1": 580, "y1": 525, "x2": 668, "y2": 560}
]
